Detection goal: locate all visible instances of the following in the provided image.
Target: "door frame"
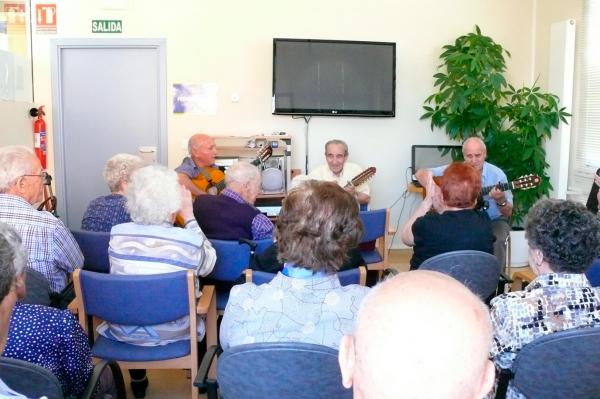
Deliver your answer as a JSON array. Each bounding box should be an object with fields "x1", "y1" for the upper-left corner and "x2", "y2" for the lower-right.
[{"x1": 50, "y1": 38, "x2": 167, "y2": 225}]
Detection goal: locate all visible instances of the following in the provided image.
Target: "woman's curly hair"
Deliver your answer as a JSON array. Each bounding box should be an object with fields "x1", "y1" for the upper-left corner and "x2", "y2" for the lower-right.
[
  {"x1": 526, "y1": 199, "x2": 600, "y2": 273},
  {"x1": 276, "y1": 180, "x2": 363, "y2": 274}
]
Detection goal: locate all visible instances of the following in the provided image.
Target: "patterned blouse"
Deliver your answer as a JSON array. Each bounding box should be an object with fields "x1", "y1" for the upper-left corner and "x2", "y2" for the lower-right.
[
  {"x1": 490, "y1": 273, "x2": 600, "y2": 399},
  {"x1": 81, "y1": 194, "x2": 131, "y2": 232},
  {"x1": 3, "y1": 302, "x2": 93, "y2": 396},
  {"x1": 220, "y1": 271, "x2": 370, "y2": 350}
]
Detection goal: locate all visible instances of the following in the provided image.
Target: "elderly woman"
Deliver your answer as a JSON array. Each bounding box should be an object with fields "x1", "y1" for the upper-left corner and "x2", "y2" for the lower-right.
[
  {"x1": 402, "y1": 162, "x2": 494, "y2": 270},
  {"x1": 81, "y1": 153, "x2": 143, "y2": 232},
  {"x1": 0, "y1": 222, "x2": 93, "y2": 396},
  {"x1": 220, "y1": 180, "x2": 370, "y2": 350},
  {"x1": 97, "y1": 165, "x2": 216, "y2": 398},
  {"x1": 490, "y1": 199, "x2": 600, "y2": 399}
]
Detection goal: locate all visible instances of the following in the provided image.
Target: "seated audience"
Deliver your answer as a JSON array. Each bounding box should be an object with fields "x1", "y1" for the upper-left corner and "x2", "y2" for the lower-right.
[
  {"x1": 0, "y1": 146, "x2": 83, "y2": 296},
  {"x1": 193, "y1": 161, "x2": 273, "y2": 240},
  {"x1": 338, "y1": 270, "x2": 494, "y2": 399},
  {"x1": 402, "y1": 162, "x2": 494, "y2": 270},
  {"x1": 0, "y1": 223, "x2": 93, "y2": 397},
  {"x1": 98, "y1": 165, "x2": 216, "y2": 398},
  {"x1": 81, "y1": 153, "x2": 143, "y2": 232},
  {"x1": 490, "y1": 199, "x2": 600, "y2": 399},
  {"x1": 220, "y1": 180, "x2": 370, "y2": 350}
]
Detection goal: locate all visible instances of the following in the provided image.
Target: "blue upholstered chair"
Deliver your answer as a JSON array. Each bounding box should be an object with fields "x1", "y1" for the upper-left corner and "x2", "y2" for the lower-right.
[
  {"x1": 71, "y1": 230, "x2": 111, "y2": 273},
  {"x1": 245, "y1": 266, "x2": 367, "y2": 287},
  {"x1": 195, "y1": 342, "x2": 352, "y2": 399},
  {"x1": 358, "y1": 209, "x2": 389, "y2": 271},
  {"x1": 586, "y1": 257, "x2": 600, "y2": 287},
  {"x1": 495, "y1": 327, "x2": 600, "y2": 399},
  {"x1": 0, "y1": 357, "x2": 126, "y2": 399},
  {"x1": 207, "y1": 238, "x2": 272, "y2": 312},
  {"x1": 73, "y1": 269, "x2": 217, "y2": 399},
  {"x1": 419, "y1": 250, "x2": 500, "y2": 300}
]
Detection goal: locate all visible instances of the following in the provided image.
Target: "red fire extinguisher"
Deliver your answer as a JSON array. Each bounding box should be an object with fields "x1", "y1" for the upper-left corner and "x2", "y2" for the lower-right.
[{"x1": 30, "y1": 106, "x2": 47, "y2": 169}]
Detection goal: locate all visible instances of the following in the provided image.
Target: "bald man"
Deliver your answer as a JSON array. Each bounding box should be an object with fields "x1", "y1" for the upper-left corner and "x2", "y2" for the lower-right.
[
  {"x1": 176, "y1": 134, "x2": 219, "y2": 196},
  {"x1": 338, "y1": 270, "x2": 495, "y2": 399},
  {"x1": 415, "y1": 137, "x2": 512, "y2": 267}
]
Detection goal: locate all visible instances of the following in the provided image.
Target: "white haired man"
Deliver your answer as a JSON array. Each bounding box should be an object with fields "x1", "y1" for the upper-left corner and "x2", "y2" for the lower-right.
[
  {"x1": 338, "y1": 270, "x2": 495, "y2": 399},
  {"x1": 308, "y1": 139, "x2": 370, "y2": 205},
  {"x1": 415, "y1": 137, "x2": 512, "y2": 266},
  {"x1": 0, "y1": 145, "x2": 83, "y2": 296},
  {"x1": 176, "y1": 133, "x2": 219, "y2": 196},
  {"x1": 193, "y1": 161, "x2": 274, "y2": 240}
]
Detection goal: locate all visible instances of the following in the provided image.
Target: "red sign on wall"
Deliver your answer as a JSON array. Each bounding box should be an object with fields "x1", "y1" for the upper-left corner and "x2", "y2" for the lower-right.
[{"x1": 36, "y1": 3, "x2": 57, "y2": 34}]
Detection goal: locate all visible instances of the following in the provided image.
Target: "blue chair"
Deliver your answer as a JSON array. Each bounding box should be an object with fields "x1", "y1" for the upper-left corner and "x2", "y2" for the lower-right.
[
  {"x1": 0, "y1": 357, "x2": 126, "y2": 399},
  {"x1": 496, "y1": 327, "x2": 600, "y2": 399},
  {"x1": 419, "y1": 250, "x2": 500, "y2": 300},
  {"x1": 71, "y1": 230, "x2": 111, "y2": 273},
  {"x1": 73, "y1": 269, "x2": 217, "y2": 399},
  {"x1": 586, "y1": 257, "x2": 600, "y2": 287},
  {"x1": 358, "y1": 208, "x2": 390, "y2": 271},
  {"x1": 208, "y1": 238, "x2": 272, "y2": 312},
  {"x1": 195, "y1": 342, "x2": 352, "y2": 399},
  {"x1": 245, "y1": 266, "x2": 367, "y2": 286}
]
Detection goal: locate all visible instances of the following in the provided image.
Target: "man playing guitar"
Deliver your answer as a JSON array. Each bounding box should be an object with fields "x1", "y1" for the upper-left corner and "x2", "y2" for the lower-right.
[
  {"x1": 415, "y1": 137, "x2": 512, "y2": 268},
  {"x1": 308, "y1": 139, "x2": 371, "y2": 205},
  {"x1": 176, "y1": 133, "x2": 220, "y2": 196}
]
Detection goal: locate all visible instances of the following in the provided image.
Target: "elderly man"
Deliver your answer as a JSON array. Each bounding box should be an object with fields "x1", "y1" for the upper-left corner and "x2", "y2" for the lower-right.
[
  {"x1": 415, "y1": 136, "x2": 512, "y2": 266},
  {"x1": 176, "y1": 133, "x2": 220, "y2": 196},
  {"x1": 193, "y1": 161, "x2": 273, "y2": 240},
  {"x1": 338, "y1": 270, "x2": 495, "y2": 399},
  {"x1": 308, "y1": 139, "x2": 370, "y2": 205},
  {"x1": 0, "y1": 146, "x2": 83, "y2": 295}
]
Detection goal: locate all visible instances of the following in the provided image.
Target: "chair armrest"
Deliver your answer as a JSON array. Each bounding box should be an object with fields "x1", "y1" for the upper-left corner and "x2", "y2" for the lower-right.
[
  {"x1": 494, "y1": 367, "x2": 513, "y2": 399},
  {"x1": 67, "y1": 297, "x2": 79, "y2": 314},
  {"x1": 194, "y1": 345, "x2": 222, "y2": 393},
  {"x1": 80, "y1": 359, "x2": 127, "y2": 399},
  {"x1": 197, "y1": 285, "x2": 215, "y2": 315},
  {"x1": 500, "y1": 272, "x2": 513, "y2": 284},
  {"x1": 244, "y1": 268, "x2": 253, "y2": 283}
]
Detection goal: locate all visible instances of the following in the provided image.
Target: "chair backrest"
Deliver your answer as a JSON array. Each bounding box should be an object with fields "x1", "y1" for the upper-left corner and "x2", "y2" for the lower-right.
[
  {"x1": 248, "y1": 266, "x2": 366, "y2": 287},
  {"x1": 209, "y1": 238, "x2": 272, "y2": 281},
  {"x1": 217, "y1": 342, "x2": 352, "y2": 399},
  {"x1": 72, "y1": 230, "x2": 111, "y2": 273},
  {"x1": 419, "y1": 250, "x2": 500, "y2": 299},
  {"x1": 0, "y1": 357, "x2": 64, "y2": 399},
  {"x1": 20, "y1": 267, "x2": 51, "y2": 306},
  {"x1": 510, "y1": 327, "x2": 600, "y2": 399},
  {"x1": 75, "y1": 269, "x2": 192, "y2": 325},
  {"x1": 359, "y1": 209, "x2": 387, "y2": 243}
]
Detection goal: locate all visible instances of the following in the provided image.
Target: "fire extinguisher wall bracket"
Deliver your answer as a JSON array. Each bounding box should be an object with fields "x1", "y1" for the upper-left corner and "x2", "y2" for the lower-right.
[{"x1": 29, "y1": 107, "x2": 39, "y2": 117}]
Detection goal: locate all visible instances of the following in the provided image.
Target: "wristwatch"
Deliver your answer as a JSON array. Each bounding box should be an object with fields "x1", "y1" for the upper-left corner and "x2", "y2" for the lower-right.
[{"x1": 497, "y1": 200, "x2": 507, "y2": 207}]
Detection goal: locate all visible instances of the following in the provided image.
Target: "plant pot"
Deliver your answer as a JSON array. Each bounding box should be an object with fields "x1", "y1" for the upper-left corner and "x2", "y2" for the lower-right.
[{"x1": 510, "y1": 229, "x2": 529, "y2": 268}]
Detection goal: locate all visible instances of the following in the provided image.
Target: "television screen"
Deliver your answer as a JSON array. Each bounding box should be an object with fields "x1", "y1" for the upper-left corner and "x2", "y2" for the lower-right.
[
  {"x1": 411, "y1": 145, "x2": 463, "y2": 182},
  {"x1": 272, "y1": 38, "x2": 396, "y2": 117}
]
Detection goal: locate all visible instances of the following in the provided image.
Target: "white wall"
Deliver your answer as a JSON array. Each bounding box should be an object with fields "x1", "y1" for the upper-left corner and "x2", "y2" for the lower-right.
[{"x1": 29, "y1": 0, "x2": 545, "y2": 247}]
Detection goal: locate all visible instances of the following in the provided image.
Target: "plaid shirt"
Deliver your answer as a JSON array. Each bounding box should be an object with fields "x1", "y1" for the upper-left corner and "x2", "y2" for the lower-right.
[
  {"x1": 221, "y1": 188, "x2": 274, "y2": 240},
  {"x1": 0, "y1": 194, "x2": 83, "y2": 292},
  {"x1": 490, "y1": 273, "x2": 600, "y2": 398}
]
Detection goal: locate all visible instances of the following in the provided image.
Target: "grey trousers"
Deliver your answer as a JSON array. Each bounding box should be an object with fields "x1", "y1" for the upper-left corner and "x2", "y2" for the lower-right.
[{"x1": 491, "y1": 219, "x2": 511, "y2": 269}]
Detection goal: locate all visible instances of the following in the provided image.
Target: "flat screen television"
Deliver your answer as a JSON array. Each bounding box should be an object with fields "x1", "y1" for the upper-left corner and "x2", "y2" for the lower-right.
[
  {"x1": 411, "y1": 145, "x2": 463, "y2": 183},
  {"x1": 272, "y1": 38, "x2": 396, "y2": 117}
]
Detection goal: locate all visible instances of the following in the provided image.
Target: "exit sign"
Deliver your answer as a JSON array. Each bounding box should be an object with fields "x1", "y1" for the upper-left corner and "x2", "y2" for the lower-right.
[{"x1": 92, "y1": 20, "x2": 122, "y2": 33}]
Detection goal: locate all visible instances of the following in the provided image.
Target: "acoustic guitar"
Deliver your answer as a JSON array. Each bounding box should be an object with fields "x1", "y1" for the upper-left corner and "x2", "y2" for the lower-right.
[
  {"x1": 191, "y1": 145, "x2": 273, "y2": 195},
  {"x1": 477, "y1": 174, "x2": 541, "y2": 210},
  {"x1": 345, "y1": 167, "x2": 376, "y2": 189}
]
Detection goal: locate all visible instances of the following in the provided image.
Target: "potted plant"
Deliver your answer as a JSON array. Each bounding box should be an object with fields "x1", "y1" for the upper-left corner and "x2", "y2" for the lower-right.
[{"x1": 421, "y1": 25, "x2": 570, "y2": 226}]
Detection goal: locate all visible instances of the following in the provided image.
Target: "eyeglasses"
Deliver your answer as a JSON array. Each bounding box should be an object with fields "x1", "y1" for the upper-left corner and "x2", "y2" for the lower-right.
[{"x1": 22, "y1": 171, "x2": 52, "y2": 185}]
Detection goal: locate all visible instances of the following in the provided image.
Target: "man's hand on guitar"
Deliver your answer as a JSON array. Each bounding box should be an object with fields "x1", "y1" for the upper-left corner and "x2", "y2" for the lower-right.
[{"x1": 489, "y1": 185, "x2": 506, "y2": 204}]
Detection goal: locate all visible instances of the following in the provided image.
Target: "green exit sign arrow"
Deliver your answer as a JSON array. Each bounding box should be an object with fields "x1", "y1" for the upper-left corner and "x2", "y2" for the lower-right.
[{"x1": 92, "y1": 20, "x2": 122, "y2": 33}]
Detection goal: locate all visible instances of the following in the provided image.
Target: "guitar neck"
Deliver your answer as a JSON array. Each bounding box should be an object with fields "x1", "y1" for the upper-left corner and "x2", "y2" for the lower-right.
[{"x1": 481, "y1": 182, "x2": 511, "y2": 196}]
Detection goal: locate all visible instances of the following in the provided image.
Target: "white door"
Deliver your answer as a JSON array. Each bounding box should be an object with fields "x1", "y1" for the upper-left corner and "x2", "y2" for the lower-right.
[{"x1": 50, "y1": 38, "x2": 167, "y2": 228}]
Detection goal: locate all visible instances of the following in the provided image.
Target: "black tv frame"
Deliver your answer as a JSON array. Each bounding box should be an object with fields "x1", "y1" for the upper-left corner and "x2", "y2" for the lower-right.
[{"x1": 272, "y1": 38, "x2": 396, "y2": 117}]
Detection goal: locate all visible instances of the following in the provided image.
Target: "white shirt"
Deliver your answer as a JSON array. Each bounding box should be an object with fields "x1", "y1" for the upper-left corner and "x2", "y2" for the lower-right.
[{"x1": 308, "y1": 162, "x2": 370, "y2": 196}]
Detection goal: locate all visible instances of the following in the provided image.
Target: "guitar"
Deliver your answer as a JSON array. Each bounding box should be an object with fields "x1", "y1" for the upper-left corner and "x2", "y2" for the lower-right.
[
  {"x1": 194, "y1": 145, "x2": 273, "y2": 195},
  {"x1": 36, "y1": 172, "x2": 58, "y2": 217},
  {"x1": 345, "y1": 167, "x2": 376, "y2": 189},
  {"x1": 477, "y1": 174, "x2": 541, "y2": 210}
]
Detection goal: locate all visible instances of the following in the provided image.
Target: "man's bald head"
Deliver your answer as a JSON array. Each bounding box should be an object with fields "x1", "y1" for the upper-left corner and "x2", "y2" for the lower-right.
[
  {"x1": 187, "y1": 134, "x2": 217, "y2": 168},
  {"x1": 339, "y1": 270, "x2": 495, "y2": 399}
]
